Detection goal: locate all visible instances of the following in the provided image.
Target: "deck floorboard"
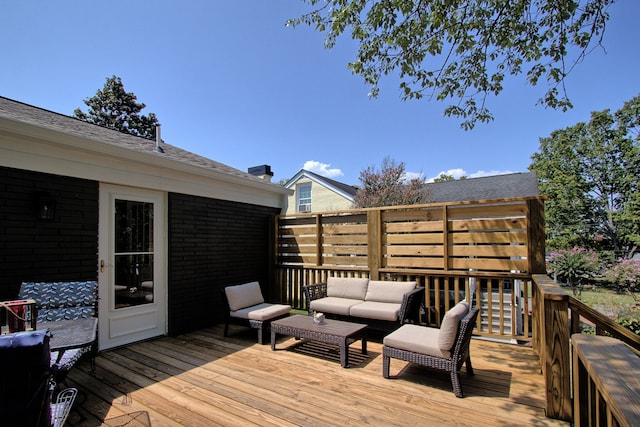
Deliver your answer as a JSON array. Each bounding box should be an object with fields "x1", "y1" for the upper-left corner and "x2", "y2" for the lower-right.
[{"x1": 63, "y1": 324, "x2": 569, "y2": 426}]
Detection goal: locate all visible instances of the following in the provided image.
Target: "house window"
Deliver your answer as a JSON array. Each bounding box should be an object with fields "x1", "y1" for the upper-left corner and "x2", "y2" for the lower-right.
[{"x1": 297, "y1": 183, "x2": 311, "y2": 212}]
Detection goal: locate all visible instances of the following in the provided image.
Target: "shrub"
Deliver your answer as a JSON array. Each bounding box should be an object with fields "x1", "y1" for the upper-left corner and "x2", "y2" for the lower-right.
[
  {"x1": 547, "y1": 247, "x2": 600, "y2": 296},
  {"x1": 617, "y1": 317, "x2": 640, "y2": 335},
  {"x1": 602, "y1": 258, "x2": 640, "y2": 301}
]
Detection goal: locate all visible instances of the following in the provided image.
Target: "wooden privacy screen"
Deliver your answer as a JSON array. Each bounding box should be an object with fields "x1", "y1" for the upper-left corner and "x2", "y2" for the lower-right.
[{"x1": 276, "y1": 197, "x2": 545, "y2": 275}]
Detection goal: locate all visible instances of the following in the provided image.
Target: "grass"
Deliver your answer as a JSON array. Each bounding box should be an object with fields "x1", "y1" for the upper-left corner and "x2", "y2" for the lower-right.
[{"x1": 577, "y1": 287, "x2": 638, "y2": 320}]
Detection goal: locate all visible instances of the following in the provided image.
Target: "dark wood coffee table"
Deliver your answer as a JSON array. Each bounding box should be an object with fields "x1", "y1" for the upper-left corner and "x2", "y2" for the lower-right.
[{"x1": 270, "y1": 314, "x2": 367, "y2": 368}]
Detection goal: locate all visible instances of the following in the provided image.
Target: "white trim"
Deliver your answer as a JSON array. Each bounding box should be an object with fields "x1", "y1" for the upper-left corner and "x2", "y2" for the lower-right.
[
  {"x1": 0, "y1": 116, "x2": 291, "y2": 209},
  {"x1": 98, "y1": 184, "x2": 167, "y2": 350}
]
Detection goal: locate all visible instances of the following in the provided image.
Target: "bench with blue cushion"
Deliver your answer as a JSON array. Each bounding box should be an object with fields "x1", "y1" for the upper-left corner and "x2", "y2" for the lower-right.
[{"x1": 18, "y1": 281, "x2": 98, "y2": 384}]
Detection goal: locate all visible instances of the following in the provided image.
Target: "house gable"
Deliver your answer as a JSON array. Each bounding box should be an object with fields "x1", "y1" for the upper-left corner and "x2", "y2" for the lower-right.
[{"x1": 284, "y1": 169, "x2": 358, "y2": 214}]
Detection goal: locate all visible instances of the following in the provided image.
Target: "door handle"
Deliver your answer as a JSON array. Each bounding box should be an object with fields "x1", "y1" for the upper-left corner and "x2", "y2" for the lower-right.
[{"x1": 100, "y1": 260, "x2": 105, "y2": 272}]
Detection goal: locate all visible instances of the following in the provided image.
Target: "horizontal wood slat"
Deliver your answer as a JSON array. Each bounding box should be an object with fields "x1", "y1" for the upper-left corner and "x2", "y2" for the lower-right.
[{"x1": 277, "y1": 199, "x2": 539, "y2": 274}]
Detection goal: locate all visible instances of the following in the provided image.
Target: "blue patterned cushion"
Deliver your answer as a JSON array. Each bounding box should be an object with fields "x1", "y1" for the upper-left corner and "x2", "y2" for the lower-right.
[
  {"x1": 37, "y1": 307, "x2": 96, "y2": 322},
  {"x1": 19, "y1": 281, "x2": 98, "y2": 322}
]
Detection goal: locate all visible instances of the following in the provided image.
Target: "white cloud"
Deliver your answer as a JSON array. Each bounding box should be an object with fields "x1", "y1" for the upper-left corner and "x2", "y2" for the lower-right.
[
  {"x1": 468, "y1": 169, "x2": 516, "y2": 178},
  {"x1": 427, "y1": 168, "x2": 467, "y2": 182},
  {"x1": 402, "y1": 171, "x2": 425, "y2": 183},
  {"x1": 303, "y1": 160, "x2": 344, "y2": 178}
]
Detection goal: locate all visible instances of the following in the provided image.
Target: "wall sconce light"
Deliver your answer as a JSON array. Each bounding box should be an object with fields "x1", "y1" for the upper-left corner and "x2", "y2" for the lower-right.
[{"x1": 35, "y1": 191, "x2": 56, "y2": 221}]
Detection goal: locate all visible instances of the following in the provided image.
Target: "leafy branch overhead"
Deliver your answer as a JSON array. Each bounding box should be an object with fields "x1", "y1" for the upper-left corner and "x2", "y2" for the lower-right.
[{"x1": 288, "y1": 0, "x2": 613, "y2": 129}]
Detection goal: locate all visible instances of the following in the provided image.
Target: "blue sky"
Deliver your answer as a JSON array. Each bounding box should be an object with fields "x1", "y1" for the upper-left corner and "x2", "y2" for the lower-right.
[{"x1": 2, "y1": 1, "x2": 639, "y2": 185}]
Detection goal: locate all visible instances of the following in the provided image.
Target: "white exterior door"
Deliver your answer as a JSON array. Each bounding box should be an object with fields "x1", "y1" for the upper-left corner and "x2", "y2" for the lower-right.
[{"x1": 98, "y1": 184, "x2": 166, "y2": 350}]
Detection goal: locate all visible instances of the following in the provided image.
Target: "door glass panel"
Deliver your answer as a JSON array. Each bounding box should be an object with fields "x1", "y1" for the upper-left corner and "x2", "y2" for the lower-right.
[{"x1": 114, "y1": 200, "x2": 154, "y2": 309}]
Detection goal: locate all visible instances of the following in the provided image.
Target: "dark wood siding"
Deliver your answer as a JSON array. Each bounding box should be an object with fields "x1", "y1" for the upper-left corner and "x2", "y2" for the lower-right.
[
  {"x1": 0, "y1": 166, "x2": 99, "y2": 299},
  {"x1": 168, "y1": 193, "x2": 280, "y2": 335}
]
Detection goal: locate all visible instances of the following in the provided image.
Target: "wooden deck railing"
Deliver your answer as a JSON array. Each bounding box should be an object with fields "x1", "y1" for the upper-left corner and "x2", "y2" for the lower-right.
[
  {"x1": 270, "y1": 201, "x2": 640, "y2": 423},
  {"x1": 571, "y1": 334, "x2": 640, "y2": 427},
  {"x1": 272, "y1": 197, "x2": 545, "y2": 342},
  {"x1": 531, "y1": 274, "x2": 640, "y2": 423},
  {"x1": 274, "y1": 266, "x2": 533, "y2": 341}
]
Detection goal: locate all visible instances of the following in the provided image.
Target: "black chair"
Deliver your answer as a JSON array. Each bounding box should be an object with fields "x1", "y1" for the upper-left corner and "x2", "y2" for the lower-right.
[{"x1": 0, "y1": 329, "x2": 77, "y2": 426}]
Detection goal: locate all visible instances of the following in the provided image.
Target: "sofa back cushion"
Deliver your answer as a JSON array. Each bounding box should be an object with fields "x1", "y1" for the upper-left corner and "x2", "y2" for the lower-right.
[
  {"x1": 438, "y1": 301, "x2": 469, "y2": 351},
  {"x1": 19, "y1": 281, "x2": 98, "y2": 322},
  {"x1": 225, "y1": 281, "x2": 265, "y2": 312},
  {"x1": 365, "y1": 280, "x2": 416, "y2": 303},
  {"x1": 326, "y1": 277, "x2": 369, "y2": 300}
]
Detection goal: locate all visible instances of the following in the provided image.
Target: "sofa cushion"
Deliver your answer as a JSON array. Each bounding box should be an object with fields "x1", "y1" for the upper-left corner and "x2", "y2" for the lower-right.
[
  {"x1": 37, "y1": 307, "x2": 96, "y2": 322},
  {"x1": 349, "y1": 301, "x2": 401, "y2": 321},
  {"x1": 230, "y1": 303, "x2": 291, "y2": 321},
  {"x1": 364, "y1": 280, "x2": 416, "y2": 303},
  {"x1": 326, "y1": 277, "x2": 369, "y2": 300},
  {"x1": 384, "y1": 324, "x2": 451, "y2": 358},
  {"x1": 225, "y1": 282, "x2": 265, "y2": 312},
  {"x1": 438, "y1": 301, "x2": 469, "y2": 351},
  {"x1": 19, "y1": 281, "x2": 99, "y2": 322},
  {"x1": 19, "y1": 281, "x2": 98, "y2": 309},
  {"x1": 309, "y1": 297, "x2": 362, "y2": 316}
]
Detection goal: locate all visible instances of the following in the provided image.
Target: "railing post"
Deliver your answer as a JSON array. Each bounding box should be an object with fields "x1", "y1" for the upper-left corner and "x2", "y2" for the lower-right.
[
  {"x1": 367, "y1": 210, "x2": 381, "y2": 280},
  {"x1": 527, "y1": 199, "x2": 547, "y2": 274},
  {"x1": 533, "y1": 274, "x2": 572, "y2": 421}
]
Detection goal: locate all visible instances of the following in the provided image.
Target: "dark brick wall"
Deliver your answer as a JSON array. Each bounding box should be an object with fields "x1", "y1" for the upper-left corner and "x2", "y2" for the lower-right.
[
  {"x1": 0, "y1": 167, "x2": 99, "y2": 299},
  {"x1": 0, "y1": 166, "x2": 280, "y2": 336},
  {"x1": 168, "y1": 193, "x2": 279, "y2": 335}
]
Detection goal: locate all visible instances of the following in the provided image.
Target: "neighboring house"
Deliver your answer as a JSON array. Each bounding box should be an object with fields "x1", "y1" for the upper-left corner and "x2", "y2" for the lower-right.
[
  {"x1": 283, "y1": 170, "x2": 539, "y2": 214},
  {"x1": 0, "y1": 96, "x2": 292, "y2": 350},
  {"x1": 283, "y1": 169, "x2": 358, "y2": 214},
  {"x1": 426, "y1": 172, "x2": 540, "y2": 202}
]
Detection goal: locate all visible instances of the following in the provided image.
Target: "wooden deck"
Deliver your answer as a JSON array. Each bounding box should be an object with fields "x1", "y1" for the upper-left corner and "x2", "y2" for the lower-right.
[{"x1": 63, "y1": 324, "x2": 569, "y2": 426}]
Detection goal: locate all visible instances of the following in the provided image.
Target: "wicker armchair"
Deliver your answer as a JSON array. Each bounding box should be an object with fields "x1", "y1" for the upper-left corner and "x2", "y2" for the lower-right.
[
  {"x1": 382, "y1": 302, "x2": 479, "y2": 398},
  {"x1": 223, "y1": 281, "x2": 291, "y2": 344}
]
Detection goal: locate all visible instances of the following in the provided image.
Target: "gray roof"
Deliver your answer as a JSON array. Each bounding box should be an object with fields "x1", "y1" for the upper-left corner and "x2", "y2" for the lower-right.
[
  {"x1": 426, "y1": 172, "x2": 540, "y2": 203},
  {"x1": 0, "y1": 96, "x2": 271, "y2": 184},
  {"x1": 286, "y1": 168, "x2": 539, "y2": 204}
]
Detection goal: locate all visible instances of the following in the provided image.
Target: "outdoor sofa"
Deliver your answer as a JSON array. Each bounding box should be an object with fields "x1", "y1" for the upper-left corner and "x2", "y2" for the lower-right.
[{"x1": 304, "y1": 277, "x2": 424, "y2": 331}]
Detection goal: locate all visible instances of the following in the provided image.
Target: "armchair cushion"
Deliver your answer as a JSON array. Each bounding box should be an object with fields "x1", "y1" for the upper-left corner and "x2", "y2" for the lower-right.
[
  {"x1": 365, "y1": 280, "x2": 416, "y2": 303},
  {"x1": 225, "y1": 281, "x2": 264, "y2": 311},
  {"x1": 438, "y1": 301, "x2": 469, "y2": 351},
  {"x1": 383, "y1": 324, "x2": 449, "y2": 358},
  {"x1": 326, "y1": 277, "x2": 369, "y2": 300},
  {"x1": 230, "y1": 303, "x2": 291, "y2": 321}
]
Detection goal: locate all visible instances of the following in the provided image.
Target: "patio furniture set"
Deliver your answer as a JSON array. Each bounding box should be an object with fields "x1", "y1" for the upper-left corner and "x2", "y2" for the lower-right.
[
  {"x1": 224, "y1": 277, "x2": 479, "y2": 397},
  {"x1": 0, "y1": 281, "x2": 99, "y2": 426}
]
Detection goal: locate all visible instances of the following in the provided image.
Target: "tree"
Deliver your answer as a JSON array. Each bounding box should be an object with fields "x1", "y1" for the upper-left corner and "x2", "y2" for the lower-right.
[
  {"x1": 433, "y1": 173, "x2": 468, "y2": 182},
  {"x1": 353, "y1": 157, "x2": 431, "y2": 208},
  {"x1": 433, "y1": 173, "x2": 455, "y2": 182},
  {"x1": 74, "y1": 75, "x2": 160, "y2": 139},
  {"x1": 288, "y1": 0, "x2": 613, "y2": 129},
  {"x1": 530, "y1": 95, "x2": 640, "y2": 259}
]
